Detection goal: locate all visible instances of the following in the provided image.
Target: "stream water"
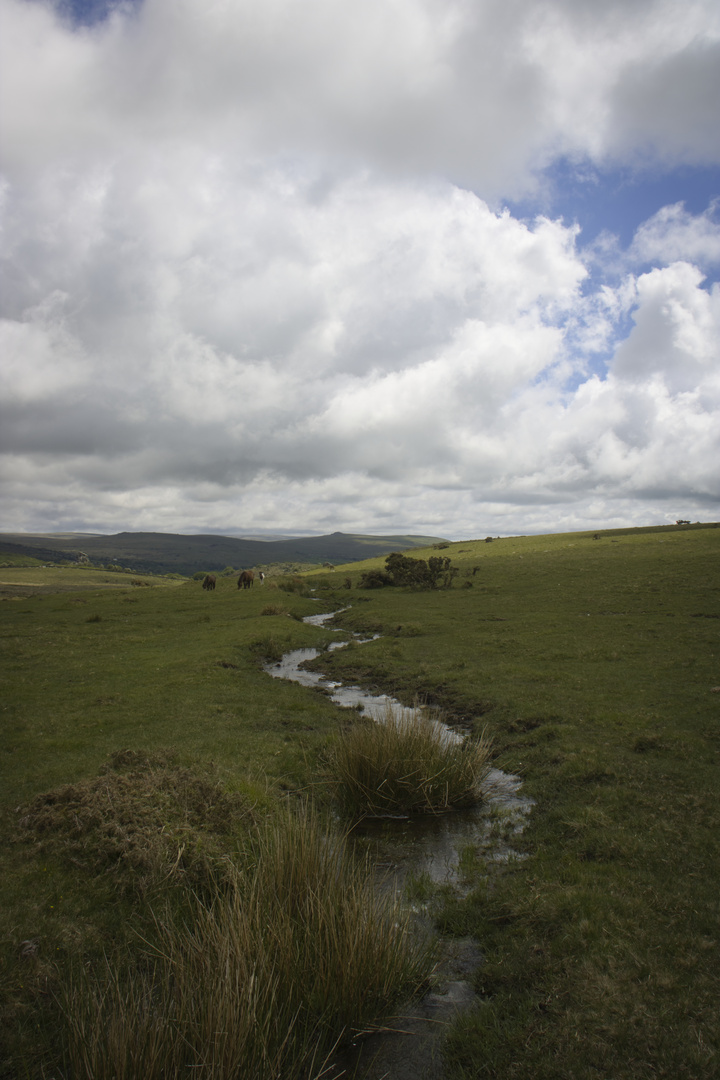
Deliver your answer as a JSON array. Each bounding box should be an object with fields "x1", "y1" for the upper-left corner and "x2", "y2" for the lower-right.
[{"x1": 263, "y1": 607, "x2": 534, "y2": 1080}]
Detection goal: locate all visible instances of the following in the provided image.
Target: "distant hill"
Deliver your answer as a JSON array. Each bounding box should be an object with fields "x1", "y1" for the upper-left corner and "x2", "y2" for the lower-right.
[{"x1": 0, "y1": 531, "x2": 448, "y2": 576}]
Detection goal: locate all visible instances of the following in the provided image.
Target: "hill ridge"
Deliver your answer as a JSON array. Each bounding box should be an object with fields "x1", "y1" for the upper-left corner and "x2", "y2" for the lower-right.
[{"x1": 0, "y1": 530, "x2": 448, "y2": 576}]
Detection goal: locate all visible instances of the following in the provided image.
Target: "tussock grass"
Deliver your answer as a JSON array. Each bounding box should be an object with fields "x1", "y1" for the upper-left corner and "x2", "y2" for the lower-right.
[
  {"x1": 15, "y1": 750, "x2": 252, "y2": 897},
  {"x1": 249, "y1": 632, "x2": 289, "y2": 661},
  {"x1": 57, "y1": 805, "x2": 432, "y2": 1080},
  {"x1": 327, "y1": 705, "x2": 492, "y2": 817},
  {"x1": 260, "y1": 602, "x2": 291, "y2": 616}
]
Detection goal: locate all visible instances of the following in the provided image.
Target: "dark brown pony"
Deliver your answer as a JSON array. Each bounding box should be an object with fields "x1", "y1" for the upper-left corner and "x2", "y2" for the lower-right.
[
  {"x1": 238, "y1": 570, "x2": 255, "y2": 589},
  {"x1": 202, "y1": 574, "x2": 216, "y2": 591}
]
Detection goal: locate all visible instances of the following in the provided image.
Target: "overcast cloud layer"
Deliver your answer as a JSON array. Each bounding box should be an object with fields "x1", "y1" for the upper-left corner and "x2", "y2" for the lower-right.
[{"x1": 1, "y1": 0, "x2": 719, "y2": 538}]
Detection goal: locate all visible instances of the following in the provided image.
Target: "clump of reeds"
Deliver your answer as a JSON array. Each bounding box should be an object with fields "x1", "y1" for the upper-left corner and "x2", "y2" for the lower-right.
[
  {"x1": 327, "y1": 705, "x2": 492, "y2": 817},
  {"x1": 58, "y1": 804, "x2": 432, "y2": 1080}
]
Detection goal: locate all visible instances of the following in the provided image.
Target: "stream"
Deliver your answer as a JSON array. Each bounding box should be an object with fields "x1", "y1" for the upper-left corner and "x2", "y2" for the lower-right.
[{"x1": 264, "y1": 607, "x2": 534, "y2": 1080}]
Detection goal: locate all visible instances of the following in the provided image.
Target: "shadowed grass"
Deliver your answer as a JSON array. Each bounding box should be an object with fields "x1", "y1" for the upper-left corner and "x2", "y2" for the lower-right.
[
  {"x1": 327, "y1": 705, "x2": 492, "y2": 817},
  {"x1": 57, "y1": 804, "x2": 433, "y2": 1080}
]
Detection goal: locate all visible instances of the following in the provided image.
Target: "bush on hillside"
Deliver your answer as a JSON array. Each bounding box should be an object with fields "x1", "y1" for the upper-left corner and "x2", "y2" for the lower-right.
[
  {"x1": 360, "y1": 553, "x2": 458, "y2": 590},
  {"x1": 358, "y1": 569, "x2": 394, "y2": 588}
]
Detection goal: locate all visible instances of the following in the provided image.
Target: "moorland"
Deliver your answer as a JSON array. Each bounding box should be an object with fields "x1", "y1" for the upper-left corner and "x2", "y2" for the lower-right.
[
  {"x1": 1, "y1": 522, "x2": 718, "y2": 1078},
  {"x1": 0, "y1": 529, "x2": 446, "y2": 576}
]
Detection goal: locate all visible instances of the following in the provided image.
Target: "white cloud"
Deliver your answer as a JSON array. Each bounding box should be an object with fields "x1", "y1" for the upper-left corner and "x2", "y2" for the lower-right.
[
  {"x1": 3, "y1": 0, "x2": 720, "y2": 189},
  {"x1": 631, "y1": 202, "x2": 720, "y2": 267},
  {"x1": 0, "y1": 0, "x2": 719, "y2": 536}
]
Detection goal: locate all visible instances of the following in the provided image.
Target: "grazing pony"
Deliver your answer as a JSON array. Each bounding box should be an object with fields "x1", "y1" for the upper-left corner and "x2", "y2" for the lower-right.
[
  {"x1": 238, "y1": 570, "x2": 255, "y2": 590},
  {"x1": 202, "y1": 574, "x2": 216, "y2": 591}
]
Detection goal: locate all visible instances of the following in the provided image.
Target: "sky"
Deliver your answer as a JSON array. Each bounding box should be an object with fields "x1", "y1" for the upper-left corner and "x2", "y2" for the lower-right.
[{"x1": 1, "y1": 0, "x2": 719, "y2": 540}]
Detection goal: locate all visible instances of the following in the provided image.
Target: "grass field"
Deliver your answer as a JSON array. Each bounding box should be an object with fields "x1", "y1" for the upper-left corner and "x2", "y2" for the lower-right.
[
  {"x1": 1, "y1": 525, "x2": 719, "y2": 1078},
  {"x1": 314, "y1": 524, "x2": 720, "y2": 1079}
]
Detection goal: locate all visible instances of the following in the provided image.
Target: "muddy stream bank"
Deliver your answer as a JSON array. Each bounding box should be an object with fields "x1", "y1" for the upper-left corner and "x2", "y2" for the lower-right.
[{"x1": 264, "y1": 608, "x2": 534, "y2": 1080}]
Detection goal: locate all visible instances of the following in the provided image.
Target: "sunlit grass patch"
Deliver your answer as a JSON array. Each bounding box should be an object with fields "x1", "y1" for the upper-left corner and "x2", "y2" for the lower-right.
[
  {"x1": 327, "y1": 705, "x2": 492, "y2": 817},
  {"x1": 57, "y1": 804, "x2": 433, "y2": 1080}
]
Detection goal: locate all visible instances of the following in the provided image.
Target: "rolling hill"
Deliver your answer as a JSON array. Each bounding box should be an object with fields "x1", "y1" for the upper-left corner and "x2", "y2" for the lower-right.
[{"x1": 0, "y1": 530, "x2": 448, "y2": 576}]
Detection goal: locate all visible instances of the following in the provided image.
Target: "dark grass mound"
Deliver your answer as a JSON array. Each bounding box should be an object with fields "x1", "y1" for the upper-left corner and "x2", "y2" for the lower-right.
[
  {"x1": 327, "y1": 706, "x2": 493, "y2": 817},
  {"x1": 14, "y1": 750, "x2": 254, "y2": 896}
]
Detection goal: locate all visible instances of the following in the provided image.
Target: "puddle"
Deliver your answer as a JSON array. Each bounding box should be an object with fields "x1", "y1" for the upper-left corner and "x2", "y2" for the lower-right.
[{"x1": 263, "y1": 608, "x2": 534, "y2": 1080}]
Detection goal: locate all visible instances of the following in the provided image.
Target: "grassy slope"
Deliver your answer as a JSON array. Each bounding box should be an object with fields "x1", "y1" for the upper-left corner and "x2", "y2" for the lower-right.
[
  {"x1": 312, "y1": 525, "x2": 720, "y2": 1079},
  {"x1": 1, "y1": 527, "x2": 719, "y2": 1078}
]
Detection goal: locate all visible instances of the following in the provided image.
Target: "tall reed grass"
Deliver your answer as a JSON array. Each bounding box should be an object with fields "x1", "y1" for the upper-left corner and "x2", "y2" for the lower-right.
[
  {"x1": 327, "y1": 705, "x2": 492, "y2": 817},
  {"x1": 58, "y1": 805, "x2": 432, "y2": 1080}
]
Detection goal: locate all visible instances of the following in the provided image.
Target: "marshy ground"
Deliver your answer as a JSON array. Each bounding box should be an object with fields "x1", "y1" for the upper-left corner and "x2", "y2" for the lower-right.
[{"x1": 1, "y1": 523, "x2": 719, "y2": 1078}]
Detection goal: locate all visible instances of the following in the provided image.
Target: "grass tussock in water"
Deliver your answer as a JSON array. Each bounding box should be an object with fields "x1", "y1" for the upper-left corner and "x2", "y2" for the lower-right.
[
  {"x1": 56, "y1": 803, "x2": 432, "y2": 1080},
  {"x1": 328, "y1": 705, "x2": 492, "y2": 817}
]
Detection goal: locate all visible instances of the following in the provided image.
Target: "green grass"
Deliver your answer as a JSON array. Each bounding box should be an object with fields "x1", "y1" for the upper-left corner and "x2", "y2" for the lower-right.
[
  {"x1": 0, "y1": 573, "x2": 367, "y2": 1077},
  {"x1": 308, "y1": 524, "x2": 720, "y2": 1078},
  {"x1": 2, "y1": 524, "x2": 719, "y2": 1078}
]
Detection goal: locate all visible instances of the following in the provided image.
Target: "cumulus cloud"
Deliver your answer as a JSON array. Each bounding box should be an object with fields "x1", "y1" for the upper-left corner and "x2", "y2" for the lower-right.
[
  {"x1": 0, "y1": 0, "x2": 718, "y2": 536},
  {"x1": 3, "y1": 0, "x2": 720, "y2": 189},
  {"x1": 631, "y1": 202, "x2": 720, "y2": 267}
]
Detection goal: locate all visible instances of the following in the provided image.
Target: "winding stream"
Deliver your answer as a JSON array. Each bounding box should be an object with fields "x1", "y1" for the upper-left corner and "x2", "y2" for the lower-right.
[{"x1": 264, "y1": 608, "x2": 534, "y2": 1080}]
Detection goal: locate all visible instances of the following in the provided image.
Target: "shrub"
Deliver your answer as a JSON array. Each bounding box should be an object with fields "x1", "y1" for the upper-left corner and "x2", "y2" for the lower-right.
[
  {"x1": 326, "y1": 705, "x2": 492, "y2": 817},
  {"x1": 358, "y1": 568, "x2": 394, "y2": 588},
  {"x1": 383, "y1": 553, "x2": 458, "y2": 589}
]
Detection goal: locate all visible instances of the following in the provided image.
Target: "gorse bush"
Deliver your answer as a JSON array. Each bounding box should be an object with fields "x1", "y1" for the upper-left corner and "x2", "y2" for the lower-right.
[
  {"x1": 58, "y1": 805, "x2": 433, "y2": 1080},
  {"x1": 327, "y1": 705, "x2": 492, "y2": 817},
  {"x1": 360, "y1": 554, "x2": 458, "y2": 590},
  {"x1": 358, "y1": 568, "x2": 394, "y2": 588}
]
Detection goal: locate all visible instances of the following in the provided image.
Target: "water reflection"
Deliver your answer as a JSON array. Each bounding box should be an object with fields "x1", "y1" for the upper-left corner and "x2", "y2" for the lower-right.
[{"x1": 263, "y1": 608, "x2": 534, "y2": 889}]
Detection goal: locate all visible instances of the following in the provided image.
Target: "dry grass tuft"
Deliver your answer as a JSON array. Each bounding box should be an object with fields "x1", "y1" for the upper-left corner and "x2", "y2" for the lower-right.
[
  {"x1": 260, "y1": 603, "x2": 290, "y2": 616},
  {"x1": 57, "y1": 804, "x2": 433, "y2": 1080},
  {"x1": 14, "y1": 750, "x2": 253, "y2": 896},
  {"x1": 327, "y1": 705, "x2": 492, "y2": 817}
]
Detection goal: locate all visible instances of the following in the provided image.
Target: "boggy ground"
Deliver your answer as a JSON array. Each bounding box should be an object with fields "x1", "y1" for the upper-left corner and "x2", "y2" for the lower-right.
[
  {"x1": 1, "y1": 525, "x2": 718, "y2": 1078},
  {"x1": 308, "y1": 524, "x2": 720, "y2": 1079}
]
